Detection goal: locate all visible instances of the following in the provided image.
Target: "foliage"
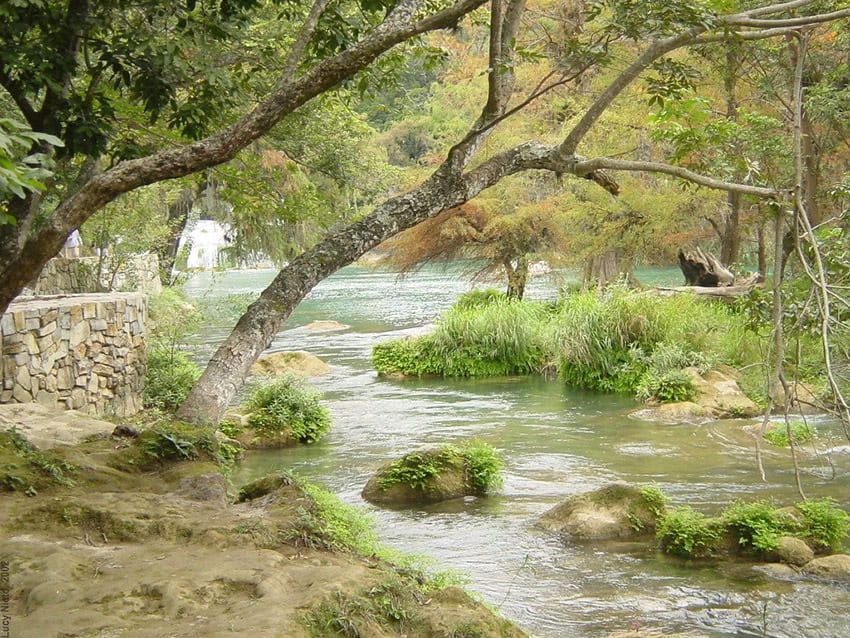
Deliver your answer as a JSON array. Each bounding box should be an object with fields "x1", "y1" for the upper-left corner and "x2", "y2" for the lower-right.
[
  {"x1": 0, "y1": 118, "x2": 63, "y2": 219},
  {"x1": 762, "y1": 421, "x2": 816, "y2": 448},
  {"x1": 639, "y1": 486, "x2": 669, "y2": 519},
  {"x1": 656, "y1": 506, "x2": 722, "y2": 558},
  {"x1": 796, "y1": 498, "x2": 850, "y2": 553},
  {"x1": 245, "y1": 374, "x2": 332, "y2": 443},
  {"x1": 378, "y1": 441, "x2": 503, "y2": 495},
  {"x1": 144, "y1": 348, "x2": 202, "y2": 412},
  {"x1": 143, "y1": 288, "x2": 204, "y2": 411},
  {"x1": 635, "y1": 369, "x2": 696, "y2": 404},
  {"x1": 460, "y1": 440, "x2": 504, "y2": 494},
  {"x1": 374, "y1": 296, "x2": 548, "y2": 378},
  {"x1": 722, "y1": 500, "x2": 788, "y2": 553}
]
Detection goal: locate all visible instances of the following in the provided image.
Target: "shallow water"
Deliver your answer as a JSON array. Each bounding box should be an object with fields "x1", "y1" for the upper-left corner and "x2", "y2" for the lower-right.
[{"x1": 184, "y1": 265, "x2": 850, "y2": 638}]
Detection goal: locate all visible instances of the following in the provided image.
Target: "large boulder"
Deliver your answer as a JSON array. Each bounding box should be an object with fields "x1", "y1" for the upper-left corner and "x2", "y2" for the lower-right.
[
  {"x1": 774, "y1": 536, "x2": 815, "y2": 567},
  {"x1": 801, "y1": 554, "x2": 850, "y2": 582},
  {"x1": 688, "y1": 368, "x2": 760, "y2": 418},
  {"x1": 632, "y1": 368, "x2": 759, "y2": 422},
  {"x1": 250, "y1": 351, "x2": 330, "y2": 377},
  {"x1": 536, "y1": 483, "x2": 665, "y2": 540}
]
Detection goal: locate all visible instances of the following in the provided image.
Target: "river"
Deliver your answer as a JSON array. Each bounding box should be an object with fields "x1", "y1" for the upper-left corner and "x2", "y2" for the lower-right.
[{"x1": 183, "y1": 265, "x2": 850, "y2": 638}]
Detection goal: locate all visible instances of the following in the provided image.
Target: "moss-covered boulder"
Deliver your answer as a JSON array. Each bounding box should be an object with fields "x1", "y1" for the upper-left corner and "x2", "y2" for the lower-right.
[
  {"x1": 250, "y1": 350, "x2": 330, "y2": 377},
  {"x1": 536, "y1": 483, "x2": 667, "y2": 540},
  {"x1": 362, "y1": 442, "x2": 503, "y2": 507}
]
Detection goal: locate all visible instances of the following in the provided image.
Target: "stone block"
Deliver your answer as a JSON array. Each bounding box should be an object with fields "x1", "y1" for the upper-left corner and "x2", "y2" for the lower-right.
[
  {"x1": 35, "y1": 390, "x2": 59, "y2": 409},
  {"x1": 0, "y1": 389, "x2": 12, "y2": 403},
  {"x1": 12, "y1": 384, "x2": 32, "y2": 403},
  {"x1": 45, "y1": 375, "x2": 57, "y2": 392},
  {"x1": 15, "y1": 366, "x2": 31, "y2": 391},
  {"x1": 3, "y1": 343, "x2": 24, "y2": 355},
  {"x1": 22, "y1": 332, "x2": 37, "y2": 353},
  {"x1": 13, "y1": 311, "x2": 25, "y2": 331},
  {"x1": 90, "y1": 318, "x2": 108, "y2": 331},
  {"x1": 25, "y1": 318, "x2": 39, "y2": 330},
  {"x1": 92, "y1": 363, "x2": 113, "y2": 376},
  {"x1": 56, "y1": 366, "x2": 74, "y2": 391},
  {"x1": 69, "y1": 320, "x2": 90, "y2": 347},
  {"x1": 41, "y1": 309, "x2": 58, "y2": 324},
  {"x1": 82, "y1": 303, "x2": 97, "y2": 319},
  {"x1": 87, "y1": 375, "x2": 99, "y2": 392},
  {"x1": 0, "y1": 313, "x2": 14, "y2": 334},
  {"x1": 70, "y1": 387, "x2": 86, "y2": 409}
]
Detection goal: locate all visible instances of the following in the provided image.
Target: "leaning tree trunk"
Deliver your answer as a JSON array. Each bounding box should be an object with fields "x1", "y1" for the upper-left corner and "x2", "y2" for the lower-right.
[{"x1": 175, "y1": 170, "x2": 478, "y2": 425}]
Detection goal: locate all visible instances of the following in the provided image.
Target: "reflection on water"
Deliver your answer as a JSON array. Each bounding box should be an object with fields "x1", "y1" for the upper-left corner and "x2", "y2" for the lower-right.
[{"x1": 185, "y1": 265, "x2": 850, "y2": 638}]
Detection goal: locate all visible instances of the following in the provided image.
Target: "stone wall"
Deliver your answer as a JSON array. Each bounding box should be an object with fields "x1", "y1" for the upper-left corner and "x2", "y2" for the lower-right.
[
  {"x1": 31, "y1": 254, "x2": 162, "y2": 296},
  {"x1": 0, "y1": 293, "x2": 146, "y2": 417}
]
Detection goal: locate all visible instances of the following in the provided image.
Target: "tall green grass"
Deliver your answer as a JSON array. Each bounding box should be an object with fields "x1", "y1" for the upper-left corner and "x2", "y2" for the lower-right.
[
  {"x1": 374, "y1": 290, "x2": 548, "y2": 377},
  {"x1": 548, "y1": 288, "x2": 759, "y2": 395}
]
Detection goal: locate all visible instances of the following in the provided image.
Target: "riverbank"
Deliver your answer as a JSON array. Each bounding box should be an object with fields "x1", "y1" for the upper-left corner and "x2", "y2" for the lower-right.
[{"x1": 0, "y1": 407, "x2": 525, "y2": 638}]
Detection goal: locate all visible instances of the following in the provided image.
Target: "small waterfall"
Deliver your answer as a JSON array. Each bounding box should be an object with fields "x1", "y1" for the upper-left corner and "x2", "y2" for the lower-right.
[{"x1": 178, "y1": 219, "x2": 230, "y2": 270}]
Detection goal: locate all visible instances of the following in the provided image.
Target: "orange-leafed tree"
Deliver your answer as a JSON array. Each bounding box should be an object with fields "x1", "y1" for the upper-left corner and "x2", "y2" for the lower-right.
[{"x1": 376, "y1": 200, "x2": 568, "y2": 299}]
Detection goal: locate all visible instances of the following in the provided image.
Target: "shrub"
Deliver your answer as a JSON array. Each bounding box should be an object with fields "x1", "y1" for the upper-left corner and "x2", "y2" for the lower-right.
[
  {"x1": 762, "y1": 421, "x2": 816, "y2": 448},
  {"x1": 112, "y1": 420, "x2": 236, "y2": 472},
  {"x1": 722, "y1": 500, "x2": 788, "y2": 553},
  {"x1": 144, "y1": 348, "x2": 202, "y2": 411},
  {"x1": 246, "y1": 375, "x2": 331, "y2": 443},
  {"x1": 453, "y1": 288, "x2": 508, "y2": 310},
  {"x1": 656, "y1": 506, "x2": 722, "y2": 557},
  {"x1": 796, "y1": 498, "x2": 850, "y2": 552},
  {"x1": 635, "y1": 369, "x2": 697, "y2": 403}
]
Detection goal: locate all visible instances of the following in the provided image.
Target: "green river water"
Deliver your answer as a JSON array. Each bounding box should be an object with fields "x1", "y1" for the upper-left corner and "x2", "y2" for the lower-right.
[{"x1": 183, "y1": 265, "x2": 850, "y2": 638}]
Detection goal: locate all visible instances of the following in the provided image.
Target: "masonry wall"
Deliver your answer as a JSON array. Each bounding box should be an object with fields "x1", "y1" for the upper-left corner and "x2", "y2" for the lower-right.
[
  {"x1": 0, "y1": 293, "x2": 146, "y2": 417},
  {"x1": 32, "y1": 254, "x2": 162, "y2": 296}
]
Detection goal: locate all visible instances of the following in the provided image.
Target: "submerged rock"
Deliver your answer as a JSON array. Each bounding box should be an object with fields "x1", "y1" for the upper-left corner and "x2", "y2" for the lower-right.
[
  {"x1": 536, "y1": 483, "x2": 666, "y2": 540},
  {"x1": 801, "y1": 554, "x2": 850, "y2": 582},
  {"x1": 304, "y1": 320, "x2": 349, "y2": 331},
  {"x1": 250, "y1": 350, "x2": 330, "y2": 377}
]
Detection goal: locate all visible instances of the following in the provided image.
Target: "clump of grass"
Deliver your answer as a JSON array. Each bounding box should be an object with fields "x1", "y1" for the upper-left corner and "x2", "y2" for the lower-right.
[
  {"x1": 245, "y1": 374, "x2": 331, "y2": 443},
  {"x1": 762, "y1": 420, "x2": 816, "y2": 448},
  {"x1": 374, "y1": 297, "x2": 548, "y2": 377},
  {"x1": 549, "y1": 287, "x2": 755, "y2": 396}
]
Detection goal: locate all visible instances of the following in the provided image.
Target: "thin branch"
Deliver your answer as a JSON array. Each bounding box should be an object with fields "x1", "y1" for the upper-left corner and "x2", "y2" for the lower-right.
[
  {"x1": 573, "y1": 157, "x2": 783, "y2": 197},
  {"x1": 280, "y1": 0, "x2": 333, "y2": 84},
  {"x1": 725, "y1": 8, "x2": 850, "y2": 28},
  {"x1": 724, "y1": 0, "x2": 818, "y2": 20}
]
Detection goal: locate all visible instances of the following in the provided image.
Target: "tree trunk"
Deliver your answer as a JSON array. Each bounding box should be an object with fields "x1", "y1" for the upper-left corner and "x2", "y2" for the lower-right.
[
  {"x1": 721, "y1": 190, "x2": 741, "y2": 266},
  {"x1": 756, "y1": 215, "x2": 767, "y2": 282},
  {"x1": 801, "y1": 111, "x2": 821, "y2": 226},
  {"x1": 720, "y1": 45, "x2": 741, "y2": 267},
  {"x1": 582, "y1": 249, "x2": 621, "y2": 288},
  {"x1": 504, "y1": 256, "x2": 528, "y2": 299}
]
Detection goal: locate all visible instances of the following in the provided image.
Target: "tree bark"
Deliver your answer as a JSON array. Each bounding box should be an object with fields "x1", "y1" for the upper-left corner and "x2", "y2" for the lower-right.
[
  {"x1": 504, "y1": 256, "x2": 528, "y2": 299},
  {"x1": 583, "y1": 249, "x2": 622, "y2": 288}
]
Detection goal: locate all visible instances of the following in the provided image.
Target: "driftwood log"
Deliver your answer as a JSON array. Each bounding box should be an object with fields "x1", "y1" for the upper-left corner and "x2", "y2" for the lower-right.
[{"x1": 678, "y1": 247, "x2": 736, "y2": 287}]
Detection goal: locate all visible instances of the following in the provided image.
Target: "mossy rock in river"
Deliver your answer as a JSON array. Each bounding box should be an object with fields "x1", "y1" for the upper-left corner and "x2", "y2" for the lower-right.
[
  {"x1": 362, "y1": 442, "x2": 503, "y2": 507},
  {"x1": 536, "y1": 483, "x2": 667, "y2": 540}
]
